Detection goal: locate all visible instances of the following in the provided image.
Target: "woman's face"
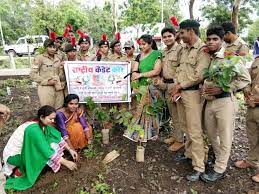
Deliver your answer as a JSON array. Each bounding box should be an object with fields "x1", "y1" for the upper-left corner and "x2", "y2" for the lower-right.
[
  {"x1": 67, "y1": 99, "x2": 79, "y2": 112},
  {"x1": 139, "y1": 39, "x2": 152, "y2": 53},
  {"x1": 40, "y1": 112, "x2": 56, "y2": 126}
]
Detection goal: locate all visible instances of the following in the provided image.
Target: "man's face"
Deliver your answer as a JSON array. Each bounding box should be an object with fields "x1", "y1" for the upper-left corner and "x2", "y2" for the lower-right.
[
  {"x1": 162, "y1": 31, "x2": 175, "y2": 47},
  {"x1": 55, "y1": 41, "x2": 61, "y2": 49},
  {"x1": 47, "y1": 45, "x2": 56, "y2": 55},
  {"x1": 100, "y1": 45, "x2": 109, "y2": 55},
  {"x1": 80, "y1": 42, "x2": 90, "y2": 51},
  {"x1": 114, "y1": 43, "x2": 121, "y2": 54},
  {"x1": 206, "y1": 34, "x2": 222, "y2": 52},
  {"x1": 223, "y1": 32, "x2": 231, "y2": 43},
  {"x1": 124, "y1": 47, "x2": 134, "y2": 56},
  {"x1": 179, "y1": 29, "x2": 192, "y2": 43},
  {"x1": 67, "y1": 50, "x2": 76, "y2": 60}
]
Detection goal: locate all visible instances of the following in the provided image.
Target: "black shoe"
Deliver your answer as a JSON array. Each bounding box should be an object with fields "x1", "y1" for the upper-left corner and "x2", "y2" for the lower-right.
[
  {"x1": 174, "y1": 153, "x2": 192, "y2": 163},
  {"x1": 200, "y1": 170, "x2": 224, "y2": 182},
  {"x1": 186, "y1": 170, "x2": 202, "y2": 181}
]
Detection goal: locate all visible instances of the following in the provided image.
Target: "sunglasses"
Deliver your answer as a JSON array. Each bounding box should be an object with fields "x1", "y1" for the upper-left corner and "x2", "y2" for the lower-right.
[{"x1": 124, "y1": 47, "x2": 131, "y2": 50}]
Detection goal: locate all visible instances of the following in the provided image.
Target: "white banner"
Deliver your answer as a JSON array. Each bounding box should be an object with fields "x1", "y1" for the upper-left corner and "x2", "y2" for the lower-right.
[{"x1": 64, "y1": 61, "x2": 131, "y2": 103}]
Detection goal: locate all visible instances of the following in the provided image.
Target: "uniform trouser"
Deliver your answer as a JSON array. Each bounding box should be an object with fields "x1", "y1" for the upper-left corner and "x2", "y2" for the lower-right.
[
  {"x1": 38, "y1": 85, "x2": 64, "y2": 109},
  {"x1": 181, "y1": 90, "x2": 205, "y2": 172},
  {"x1": 0, "y1": 161, "x2": 6, "y2": 194},
  {"x1": 205, "y1": 97, "x2": 236, "y2": 173},
  {"x1": 246, "y1": 107, "x2": 259, "y2": 168},
  {"x1": 165, "y1": 90, "x2": 184, "y2": 142}
]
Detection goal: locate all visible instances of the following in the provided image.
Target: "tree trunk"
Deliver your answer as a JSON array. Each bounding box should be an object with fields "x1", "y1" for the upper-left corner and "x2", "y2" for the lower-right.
[
  {"x1": 189, "y1": 0, "x2": 195, "y2": 19},
  {"x1": 231, "y1": 0, "x2": 241, "y2": 32},
  {"x1": 112, "y1": 0, "x2": 117, "y2": 35}
]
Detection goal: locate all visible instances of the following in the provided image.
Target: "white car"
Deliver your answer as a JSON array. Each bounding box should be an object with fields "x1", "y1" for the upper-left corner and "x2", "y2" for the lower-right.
[{"x1": 4, "y1": 35, "x2": 49, "y2": 57}]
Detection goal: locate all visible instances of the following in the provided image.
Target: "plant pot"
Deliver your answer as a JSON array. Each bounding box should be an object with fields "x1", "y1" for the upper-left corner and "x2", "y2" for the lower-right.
[
  {"x1": 101, "y1": 128, "x2": 110, "y2": 144},
  {"x1": 136, "y1": 145, "x2": 145, "y2": 162}
]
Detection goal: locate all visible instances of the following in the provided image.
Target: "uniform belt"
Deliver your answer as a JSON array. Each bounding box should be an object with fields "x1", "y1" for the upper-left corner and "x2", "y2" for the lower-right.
[
  {"x1": 182, "y1": 84, "x2": 199, "y2": 90},
  {"x1": 214, "y1": 92, "x2": 231, "y2": 99},
  {"x1": 163, "y1": 78, "x2": 174, "y2": 83}
]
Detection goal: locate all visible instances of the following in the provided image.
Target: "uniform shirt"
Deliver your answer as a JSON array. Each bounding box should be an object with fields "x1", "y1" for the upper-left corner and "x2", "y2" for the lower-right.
[
  {"x1": 176, "y1": 38, "x2": 211, "y2": 89},
  {"x1": 162, "y1": 42, "x2": 182, "y2": 80},
  {"x1": 108, "y1": 53, "x2": 128, "y2": 62},
  {"x1": 224, "y1": 36, "x2": 249, "y2": 56},
  {"x1": 30, "y1": 52, "x2": 63, "y2": 86},
  {"x1": 244, "y1": 57, "x2": 259, "y2": 94},
  {"x1": 203, "y1": 47, "x2": 251, "y2": 93},
  {"x1": 77, "y1": 50, "x2": 95, "y2": 61},
  {"x1": 56, "y1": 49, "x2": 66, "y2": 61}
]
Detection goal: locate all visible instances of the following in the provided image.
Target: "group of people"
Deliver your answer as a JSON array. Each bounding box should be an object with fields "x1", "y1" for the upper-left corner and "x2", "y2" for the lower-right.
[{"x1": 1, "y1": 17, "x2": 259, "y2": 192}]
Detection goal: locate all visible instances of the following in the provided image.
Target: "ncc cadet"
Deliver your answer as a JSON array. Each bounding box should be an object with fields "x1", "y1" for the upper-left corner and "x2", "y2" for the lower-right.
[
  {"x1": 109, "y1": 32, "x2": 128, "y2": 62},
  {"x1": 96, "y1": 34, "x2": 110, "y2": 61},
  {"x1": 156, "y1": 26, "x2": 185, "y2": 152},
  {"x1": 200, "y1": 26, "x2": 251, "y2": 182},
  {"x1": 30, "y1": 39, "x2": 64, "y2": 109},
  {"x1": 77, "y1": 31, "x2": 95, "y2": 61},
  {"x1": 221, "y1": 22, "x2": 249, "y2": 56},
  {"x1": 123, "y1": 40, "x2": 136, "y2": 69},
  {"x1": 235, "y1": 54, "x2": 259, "y2": 183},
  {"x1": 171, "y1": 19, "x2": 211, "y2": 181},
  {"x1": 64, "y1": 43, "x2": 78, "y2": 61}
]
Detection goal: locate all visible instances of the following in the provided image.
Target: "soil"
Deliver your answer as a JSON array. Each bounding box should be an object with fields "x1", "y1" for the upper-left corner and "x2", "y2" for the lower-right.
[{"x1": 1, "y1": 78, "x2": 259, "y2": 194}]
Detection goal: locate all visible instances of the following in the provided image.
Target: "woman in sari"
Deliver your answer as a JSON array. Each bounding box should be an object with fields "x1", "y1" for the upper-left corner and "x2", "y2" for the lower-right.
[
  {"x1": 56, "y1": 94, "x2": 93, "y2": 150},
  {"x1": 124, "y1": 34, "x2": 162, "y2": 142},
  {"x1": 3, "y1": 105, "x2": 78, "y2": 191}
]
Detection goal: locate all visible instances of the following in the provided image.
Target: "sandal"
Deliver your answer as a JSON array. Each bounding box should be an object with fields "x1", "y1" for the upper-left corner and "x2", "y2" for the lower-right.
[{"x1": 234, "y1": 160, "x2": 252, "y2": 169}]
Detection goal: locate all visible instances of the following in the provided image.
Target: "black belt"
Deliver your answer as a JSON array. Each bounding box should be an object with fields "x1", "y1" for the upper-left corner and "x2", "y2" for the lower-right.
[
  {"x1": 163, "y1": 78, "x2": 174, "y2": 84},
  {"x1": 182, "y1": 84, "x2": 199, "y2": 90},
  {"x1": 214, "y1": 92, "x2": 231, "y2": 99}
]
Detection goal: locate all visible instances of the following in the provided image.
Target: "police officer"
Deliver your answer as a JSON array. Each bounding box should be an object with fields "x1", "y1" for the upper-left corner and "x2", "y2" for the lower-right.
[
  {"x1": 156, "y1": 26, "x2": 185, "y2": 152},
  {"x1": 30, "y1": 39, "x2": 64, "y2": 109},
  {"x1": 200, "y1": 26, "x2": 251, "y2": 182},
  {"x1": 171, "y1": 19, "x2": 211, "y2": 181},
  {"x1": 221, "y1": 21, "x2": 249, "y2": 56},
  {"x1": 234, "y1": 55, "x2": 259, "y2": 183}
]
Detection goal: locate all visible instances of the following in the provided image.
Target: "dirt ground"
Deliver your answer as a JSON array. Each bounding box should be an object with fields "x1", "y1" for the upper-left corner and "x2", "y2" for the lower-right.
[{"x1": 1, "y1": 78, "x2": 259, "y2": 194}]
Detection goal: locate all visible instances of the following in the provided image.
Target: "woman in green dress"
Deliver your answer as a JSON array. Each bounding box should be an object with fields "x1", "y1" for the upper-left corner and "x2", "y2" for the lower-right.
[
  {"x1": 124, "y1": 34, "x2": 162, "y2": 142},
  {"x1": 3, "y1": 105, "x2": 78, "y2": 191}
]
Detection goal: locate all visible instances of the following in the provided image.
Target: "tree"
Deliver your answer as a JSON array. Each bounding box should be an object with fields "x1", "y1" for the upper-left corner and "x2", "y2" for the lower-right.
[
  {"x1": 121, "y1": 0, "x2": 181, "y2": 38},
  {"x1": 247, "y1": 18, "x2": 259, "y2": 45},
  {"x1": 200, "y1": 0, "x2": 258, "y2": 32}
]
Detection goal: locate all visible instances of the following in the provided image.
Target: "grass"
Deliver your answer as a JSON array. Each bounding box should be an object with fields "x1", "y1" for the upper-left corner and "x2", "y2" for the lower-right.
[{"x1": 0, "y1": 56, "x2": 33, "y2": 69}]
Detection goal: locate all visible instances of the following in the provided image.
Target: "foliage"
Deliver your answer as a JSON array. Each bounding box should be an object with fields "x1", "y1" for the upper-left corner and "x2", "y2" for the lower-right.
[
  {"x1": 91, "y1": 174, "x2": 112, "y2": 194},
  {"x1": 247, "y1": 18, "x2": 259, "y2": 45},
  {"x1": 83, "y1": 144, "x2": 98, "y2": 159},
  {"x1": 203, "y1": 52, "x2": 252, "y2": 92},
  {"x1": 200, "y1": 0, "x2": 257, "y2": 32}
]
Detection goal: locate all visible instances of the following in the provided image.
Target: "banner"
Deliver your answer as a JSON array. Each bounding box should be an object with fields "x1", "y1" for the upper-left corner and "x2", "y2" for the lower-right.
[{"x1": 64, "y1": 61, "x2": 131, "y2": 103}]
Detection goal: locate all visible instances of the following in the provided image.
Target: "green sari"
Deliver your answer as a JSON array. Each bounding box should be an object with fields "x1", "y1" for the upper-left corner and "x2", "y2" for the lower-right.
[
  {"x1": 5, "y1": 123, "x2": 64, "y2": 191},
  {"x1": 124, "y1": 50, "x2": 163, "y2": 142}
]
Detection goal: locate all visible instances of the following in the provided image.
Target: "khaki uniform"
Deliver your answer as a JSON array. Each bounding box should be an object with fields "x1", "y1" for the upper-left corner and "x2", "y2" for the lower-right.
[
  {"x1": 203, "y1": 47, "x2": 251, "y2": 173},
  {"x1": 30, "y1": 52, "x2": 64, "y2": 109},
  {"x1": 56, "y1": 49, "x2": 66, "y2": 61},
  {"x1": 77, "y1": 51, "x2": 96, "y2": 61},
  {"x1": 224, "y1": 36, "x2": 249, "y2": 56},
  {"x1": 245, "y1": 57, "x2": 259, "y2": 167},
  {"x1": 108, "y1": 53, "x2": 128, "y2": 62},
  {"x1": 176, "y1": 38, "x2": 211, "y2": 172},
  {"x1": 160, "y1": 43, "x2": 185, "y2": 142}
]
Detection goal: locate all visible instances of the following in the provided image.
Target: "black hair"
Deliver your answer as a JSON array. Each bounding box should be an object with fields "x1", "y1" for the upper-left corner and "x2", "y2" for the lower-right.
[
  {"x1": 185, "y1": 27, "x2": 199, "y2": 36},
  {"x1": 139, "y1": 34, "x2": 158, "y2": 50},
  {"x1": 98, "y1": 40, "x2": 109, "y2": 47},
  {"x1": 64, "y1": 94, "x2": 80, "y2": 107},
  {"x1": 37, "y1": 105, "x2": 56, "y2": 128},
  {"x1": 221, "y1": 22, "x2": 236, "y2": 34},
  {"x1": 206, "y1": 25, "x2": 225, "y2": 40},
  {"x1": 161, "y1": 27, "x2": 176, "y2": 36}
]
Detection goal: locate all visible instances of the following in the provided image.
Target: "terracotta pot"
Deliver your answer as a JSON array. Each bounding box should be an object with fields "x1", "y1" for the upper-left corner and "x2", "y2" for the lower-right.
[
  {"x1": 101, "y1": 128, "x2": 110, "y2": 144},
  {"x1": 136, "y1": 146, "x2": 145, "y2": 162}
]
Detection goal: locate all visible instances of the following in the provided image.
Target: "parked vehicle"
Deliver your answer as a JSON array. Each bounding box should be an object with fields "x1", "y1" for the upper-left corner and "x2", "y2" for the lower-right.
[{"x1": 4, "y1": 35, "x2": 48, "y2": 57}]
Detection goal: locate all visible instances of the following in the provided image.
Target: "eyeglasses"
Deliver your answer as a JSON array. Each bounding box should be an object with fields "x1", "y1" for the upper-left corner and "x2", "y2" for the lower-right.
[{"x1": 124, "y1": 47, "x2": 131, "y2": 50}]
